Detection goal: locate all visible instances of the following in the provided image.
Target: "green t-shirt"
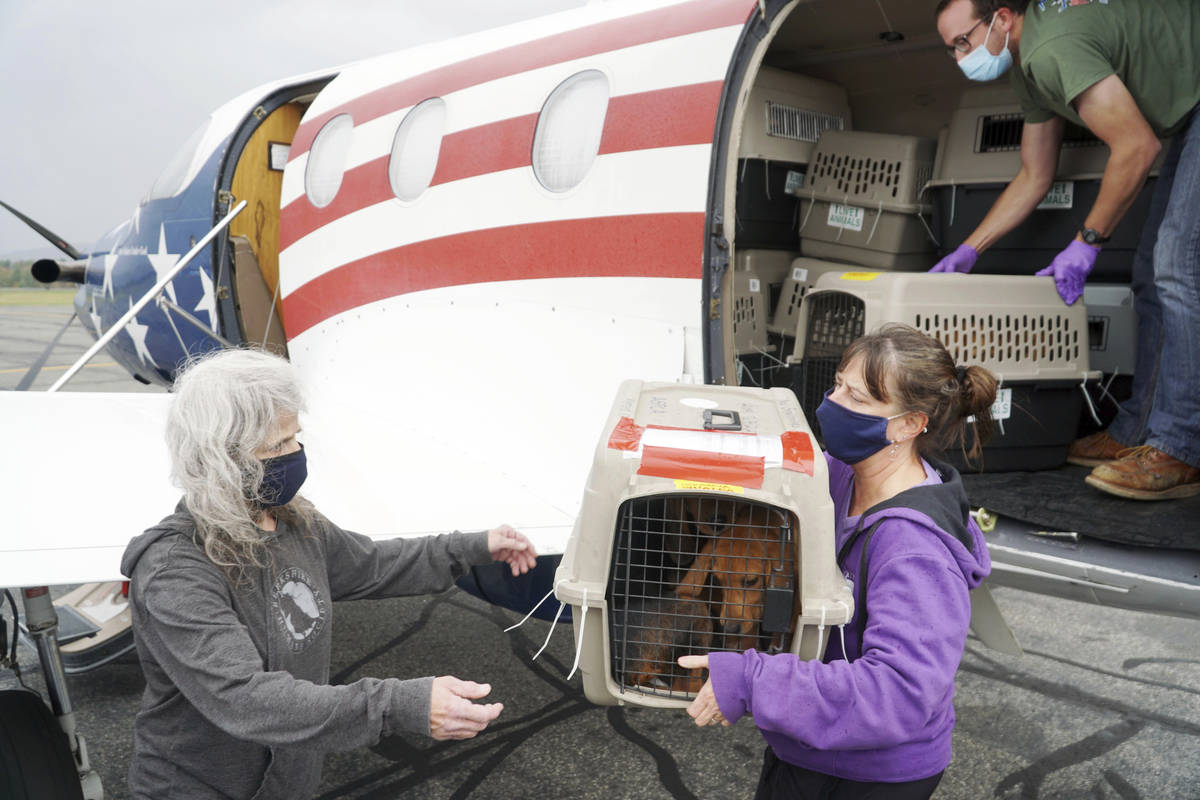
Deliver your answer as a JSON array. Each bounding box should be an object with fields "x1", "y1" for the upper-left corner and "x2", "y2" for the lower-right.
[{"x1": 1010, "y1": 0, "x2": 1200, "y2": 136}]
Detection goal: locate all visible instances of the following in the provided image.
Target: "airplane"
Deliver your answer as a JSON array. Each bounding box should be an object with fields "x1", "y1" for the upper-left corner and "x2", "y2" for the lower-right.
[{"x1": 3, "y1": 0, "x2": 1198, "y2": 796}]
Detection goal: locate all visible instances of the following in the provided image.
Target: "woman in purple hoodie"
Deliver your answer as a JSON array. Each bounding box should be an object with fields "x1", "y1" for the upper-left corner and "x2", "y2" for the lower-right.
[{"x1": 680, "y1": 323, "x2": 998, "y2": 799}]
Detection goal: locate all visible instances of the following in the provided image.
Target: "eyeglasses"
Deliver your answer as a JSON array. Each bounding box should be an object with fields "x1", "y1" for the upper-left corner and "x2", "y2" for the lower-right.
[{"x1": 945, "y1": 14, "x2": 992, "y2": 56}]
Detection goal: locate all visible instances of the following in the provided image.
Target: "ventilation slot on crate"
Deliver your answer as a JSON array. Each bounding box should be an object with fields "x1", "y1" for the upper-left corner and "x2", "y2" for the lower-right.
[
  {"x1": 978, "y1": 113, "x2": 1105, "y2": 153},
  {"x1": 608, "y1": 496, "x2": 796, "y2": 699},
  {"x1": 766, "y1": 102, "x2": 845, "y2": 143},
  {"x1": 913, "y1": 312, "x2": 1082, "y2": 369}
]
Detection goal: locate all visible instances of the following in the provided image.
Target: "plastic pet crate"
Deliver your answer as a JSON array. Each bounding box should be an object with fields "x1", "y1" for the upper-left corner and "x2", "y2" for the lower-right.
[
  {"x1": 788, "y1": 271, "x2": 1096, "y2": 471},
  {"x1": 797, "y1": 131, "x2": 938, "y2": 270},
  {"x1": 555, "y1": 381, "x2": 852, "y2": 708},
  {"x1": 927, "y1": 85, "x2": 1164, "y2": 282}
]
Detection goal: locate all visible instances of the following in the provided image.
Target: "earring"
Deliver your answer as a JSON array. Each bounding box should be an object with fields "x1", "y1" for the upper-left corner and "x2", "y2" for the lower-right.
[{"x1": 889, "y1": 441, "x2": 900, "y2": 460}]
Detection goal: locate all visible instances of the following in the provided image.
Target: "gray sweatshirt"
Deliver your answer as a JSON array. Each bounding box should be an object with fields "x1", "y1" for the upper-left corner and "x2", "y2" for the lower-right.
[{"x1": 120, "y1": 503, "x2": 492, "y2": 799}]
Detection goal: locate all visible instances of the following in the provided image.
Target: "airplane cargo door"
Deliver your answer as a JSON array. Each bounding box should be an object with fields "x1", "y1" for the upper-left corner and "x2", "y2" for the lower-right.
[{"x1": 228, "y1": 101, "x2": 305, "y2": 353}]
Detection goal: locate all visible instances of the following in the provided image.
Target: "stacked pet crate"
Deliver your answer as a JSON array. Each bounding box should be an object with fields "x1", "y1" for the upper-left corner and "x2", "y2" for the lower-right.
[
  {"x1": 788, "y1": 271, "x2": 1098, "y2": 471},
  {"x1": 555, "y1": 381, "x2": 852, "y2": 708},
  {"x1": 796, "y1": 130, "x2": 939, "y2": 270},
  {"x1": 927, "y1": 85, "x2": 1164, "y2": 282}
]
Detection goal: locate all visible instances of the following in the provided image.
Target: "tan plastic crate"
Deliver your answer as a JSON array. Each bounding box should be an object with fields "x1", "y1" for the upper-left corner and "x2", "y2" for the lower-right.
[
  {"x1": 555, "y1": 381, "x2": 852, "y2": 708},
  {"x1": 797, "y1": 131, "x2": 938, "y2": 270},
  {"x1": 789, "y1": 271, "x2": 1093, "y2": 381},
  {"x1": 732, "y1": 269, "x2": 769, "y2": 356},
  {"x1": 738, "y1": 67, "x2": 851, "y2": 164},
  {"x1": 768, "y1": 257, "x2": 852, "y2": 337}
]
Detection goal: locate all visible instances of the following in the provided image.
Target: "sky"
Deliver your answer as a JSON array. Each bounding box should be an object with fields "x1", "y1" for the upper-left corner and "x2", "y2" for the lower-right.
[{"x1": 0, "y1": 0, "x2": 586, "y2": 260}]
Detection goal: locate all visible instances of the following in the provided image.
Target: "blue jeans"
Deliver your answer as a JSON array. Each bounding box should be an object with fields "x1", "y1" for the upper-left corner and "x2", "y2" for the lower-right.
[{"x1": 1107, "y1": 106, "x2": 1200, "y2": 468}]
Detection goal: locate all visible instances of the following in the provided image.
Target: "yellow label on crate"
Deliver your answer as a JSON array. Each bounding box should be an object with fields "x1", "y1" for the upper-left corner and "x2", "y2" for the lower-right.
[
  {"x1": 673, "y1": 480, "x2": 745, "y2": 494},
  {"x1": 839, "y1": 272, "x2": 881, "y2": 281}
]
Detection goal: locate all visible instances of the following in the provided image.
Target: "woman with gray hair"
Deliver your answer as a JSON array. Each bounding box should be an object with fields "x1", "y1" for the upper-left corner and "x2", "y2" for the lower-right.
[{"x1": 120, "y1": 348, "x2": 536, "y2": 799}]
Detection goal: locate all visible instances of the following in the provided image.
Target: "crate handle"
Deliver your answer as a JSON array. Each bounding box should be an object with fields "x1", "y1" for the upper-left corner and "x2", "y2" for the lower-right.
[{"x1": 703, "y1": 409, "x2": 741, "y2": 431}]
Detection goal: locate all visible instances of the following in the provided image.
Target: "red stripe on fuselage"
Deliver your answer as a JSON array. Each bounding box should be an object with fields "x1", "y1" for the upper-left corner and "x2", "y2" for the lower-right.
[
  {"x1": 289, "y1": 0, "x2": 751, "y2": 158},
  {"x1": 280, "y1": 212, "x2": 704, "y2": 337},
  {"x1": 279, "y1": 81, "x2": 723, "y2": 252}
]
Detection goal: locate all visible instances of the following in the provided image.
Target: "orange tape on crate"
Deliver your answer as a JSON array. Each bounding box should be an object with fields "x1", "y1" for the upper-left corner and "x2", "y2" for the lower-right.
[
  {"x1": 780, "y1": 431, "x2": 815, "y2": 476},
  {"x1": 637, "y1": 445, "x2": 765, "y2": 489},
  {"x1": 607, "y1": 416, "x2": 645, "y2": 451}
]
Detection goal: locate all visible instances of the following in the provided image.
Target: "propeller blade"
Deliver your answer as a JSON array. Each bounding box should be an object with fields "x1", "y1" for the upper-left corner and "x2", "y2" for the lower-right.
[
  {"x1": 14, "y1": 311, "x2": 78, "y2": 391},
  {"x1": 0, "y1": 200, "x2": 83, "y2": 260}
]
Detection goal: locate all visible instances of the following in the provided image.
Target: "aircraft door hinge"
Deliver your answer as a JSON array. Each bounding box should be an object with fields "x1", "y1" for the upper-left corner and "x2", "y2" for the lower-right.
[
  {"x1": 218, "y1": 190, "x2": 235, "y2": 208},
  {"x1": 217, "y1": 286, "x2": 230, "y2": 301},
  {"x1": 252, "y1": 105, "x2": 267, "y2": 120}
]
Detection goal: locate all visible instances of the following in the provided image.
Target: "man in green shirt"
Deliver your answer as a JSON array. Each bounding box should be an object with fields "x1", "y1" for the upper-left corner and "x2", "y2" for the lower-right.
[{"x1": 931, "y1": 0, "x2": 1200, "y2": 501}]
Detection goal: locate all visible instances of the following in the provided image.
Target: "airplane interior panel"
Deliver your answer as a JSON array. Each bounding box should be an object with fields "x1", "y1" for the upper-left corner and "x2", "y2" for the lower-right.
[{"x1": 228, "y1": 100, "x2": 306, "y2": 350}]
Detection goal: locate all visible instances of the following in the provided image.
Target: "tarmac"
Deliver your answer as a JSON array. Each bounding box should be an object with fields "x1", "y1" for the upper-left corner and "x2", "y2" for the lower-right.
[{"x1": 2, "y1": 293, "x2": 1199, "y2": 799}]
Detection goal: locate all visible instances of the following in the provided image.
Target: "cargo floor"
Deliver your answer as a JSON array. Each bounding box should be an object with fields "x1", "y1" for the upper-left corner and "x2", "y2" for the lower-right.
[{"x1": 962, "y1": 465, "x2": 1200, "y2": 552}]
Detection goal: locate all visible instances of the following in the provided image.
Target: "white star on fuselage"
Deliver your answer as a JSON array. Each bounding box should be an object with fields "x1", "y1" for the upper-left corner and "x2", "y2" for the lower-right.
[
  {"x1": 102, "y1": 250, "x2": 119, "y2": 300},
  {"x1": 194, "y1": 267, "x2": 219, "y2": 333},
  {"x1": 146, "y1": 224, "x2": 180, "y2": 304},
  {"x1": 88, "y1": 295, "x2": 103, "y2": 336},
  {"x1": 125, "y1": 298, "x2": 157, "y2": 368}
]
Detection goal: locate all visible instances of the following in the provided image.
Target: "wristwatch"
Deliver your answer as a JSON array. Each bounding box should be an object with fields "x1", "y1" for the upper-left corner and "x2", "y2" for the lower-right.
[{"x1": 1080, "y1": 227, "x2": 1110, "y2": 245}]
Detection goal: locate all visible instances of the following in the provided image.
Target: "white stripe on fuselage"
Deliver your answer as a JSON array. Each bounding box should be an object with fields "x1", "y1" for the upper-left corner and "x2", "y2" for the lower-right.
[
  {"x1": 279, "y1": 24, "x2": 740, "y2": 208},
  {"x1": 279, "y1": 144, "x2": 710, "y2": 298}
]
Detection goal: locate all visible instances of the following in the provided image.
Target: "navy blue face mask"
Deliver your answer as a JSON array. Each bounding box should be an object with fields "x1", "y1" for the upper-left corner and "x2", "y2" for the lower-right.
[
  {"x1": 816, "y1": 390, "x2": 908, "y2": 465},
  {"x1": 259, "y1": 444, "x2": 307, "y2": 507}
]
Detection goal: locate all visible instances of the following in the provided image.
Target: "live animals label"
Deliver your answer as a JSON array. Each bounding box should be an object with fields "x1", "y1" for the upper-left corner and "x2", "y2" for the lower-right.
[
  {"x1": 1037, "y1": 181, "x2": 1074, "y2": 210},
  {"x1": 827, "y1": 203, "x2": 865, "y2": 232},
  {"x1": 991, "y1": 388, "x2": 1012, "y2": 421},
  {"x1": 785, "y1": 170, "x2": 805, "y2": 196}
]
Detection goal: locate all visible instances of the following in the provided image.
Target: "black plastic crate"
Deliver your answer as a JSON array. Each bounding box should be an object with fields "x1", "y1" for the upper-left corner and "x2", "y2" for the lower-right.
[
  {"x1": 930, "y1": 179, "x2": 1157, "y2": 283},
  {"x1": 944, "y1": 379, "x2": 1084, "y2": 473}
]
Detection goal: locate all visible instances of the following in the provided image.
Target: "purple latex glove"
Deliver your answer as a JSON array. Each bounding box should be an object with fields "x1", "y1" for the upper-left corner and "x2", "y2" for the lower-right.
[
  {"x1": 929, "y1": 244, "x2": 978, "y2": 273},
  {"x1": 1035, "y1": 240, "x2": 1099, "y2": 305}
]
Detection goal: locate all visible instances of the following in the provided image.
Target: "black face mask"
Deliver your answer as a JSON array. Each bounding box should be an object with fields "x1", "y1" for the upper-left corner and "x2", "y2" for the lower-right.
[{"x1": 259, "y1": 444, "x2": 307, "y2": 507}]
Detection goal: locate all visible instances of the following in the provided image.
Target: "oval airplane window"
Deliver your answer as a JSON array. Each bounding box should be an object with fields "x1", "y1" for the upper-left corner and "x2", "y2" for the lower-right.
[
  {"x1": 533, "y1": 70, "x2": 610, "y2": 193},
  {"x1": 305, "y1": 114, "x2": 354, "y2": 208},
  {"x1": 388, "y1": 97, "x2": 447, "y2": 202}
]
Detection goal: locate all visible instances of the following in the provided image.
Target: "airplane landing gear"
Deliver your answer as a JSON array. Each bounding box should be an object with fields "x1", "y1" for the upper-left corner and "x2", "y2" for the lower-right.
[{"x1": 0, "y1": 587, "x2": 104, "y2": 800}]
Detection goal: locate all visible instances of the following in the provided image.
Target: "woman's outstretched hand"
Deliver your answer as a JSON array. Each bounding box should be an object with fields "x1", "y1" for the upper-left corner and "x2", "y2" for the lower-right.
[{"x1": 487, "y1": 524, "x2": 538, "y2": 576}]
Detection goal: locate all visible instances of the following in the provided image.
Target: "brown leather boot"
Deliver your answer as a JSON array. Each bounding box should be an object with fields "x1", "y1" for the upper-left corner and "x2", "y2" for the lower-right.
[
  {"x1": 1067, "y1": 431, "x2": 1128, "y2": 467},
  {"x1": 1085, "y1": 445, "x2": 1200, "y2": 500}
]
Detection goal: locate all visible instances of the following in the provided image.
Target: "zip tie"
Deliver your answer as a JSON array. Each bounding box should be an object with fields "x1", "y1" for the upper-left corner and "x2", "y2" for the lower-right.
[
  {"x1": 915, "y1": 207, "x2": 940, "y2": 248},
  {"x1": 864, "y1": 200, "x2": 883, "y2": 246},
  {"x1": 503, "y1": 580, "x2": 563, "y2": 633},
  {"x1": 1097, "y1": 371, "x2": 1121, "y2": 410},
  {"x1": 815, "y1": 605, "x2": 828, "y2": 658},
  {"x1": 764, "y1": 159, "x2": 772, "y2": 202},
  {"x1": 507, "y1": 579, "x2": 569, "y2": 665},
  {"x1": 566, "y1": 587, "x2": 587, "y2": 680},
  {"x1": 996, "y1": 374, "x2": 1006, "y2": 437},
  {"x1": 833, "y1": 599, "x2": 851, "y2": 660},
  {"x1": 1080, "y1": 379, "x2": 1102, "y2": 427},
  {"x1": 799, "y1": 189, "x2": 817, "y2": 233},
  {"x1": 950, "y1": 183, "x2": 957, "y2": 228}
]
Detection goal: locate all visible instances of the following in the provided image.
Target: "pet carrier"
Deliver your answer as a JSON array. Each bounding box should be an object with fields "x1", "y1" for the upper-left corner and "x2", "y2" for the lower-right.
[
  {"x1": 787, "y1": 271, "x2": 1097, "y2": 471},
  {"x1": 796, "y1": 131, "x2": 938, "y2": 270},
  {"x1": 927, "y1": 85, "x2": 1163, "y2": 282},
  {"x1": 555, "y1": 381, "x2": 852, "y2": 708}
]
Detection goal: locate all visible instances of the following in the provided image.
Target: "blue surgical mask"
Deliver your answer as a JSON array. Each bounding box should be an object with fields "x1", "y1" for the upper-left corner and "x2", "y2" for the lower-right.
[
  {"x1": 958, "y1": 15, "x2": 1012, "y2": 82},
  {"x1": 260, "y1": 444, "x2": 307, "y2": 507},
  {"x1": 816, "y1": 391, "x2": 908, "y2": 465}
]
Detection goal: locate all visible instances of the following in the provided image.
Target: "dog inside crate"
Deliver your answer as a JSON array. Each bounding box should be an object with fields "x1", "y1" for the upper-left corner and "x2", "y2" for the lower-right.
[{"x1": 607, "y1": 495, "x2": 797, "y2": 698}]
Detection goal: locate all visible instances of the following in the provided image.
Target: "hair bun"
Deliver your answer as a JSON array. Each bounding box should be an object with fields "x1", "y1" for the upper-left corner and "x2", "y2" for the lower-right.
[{"x1": 955, "y1": 364, "x2": 967, "y2": 384}]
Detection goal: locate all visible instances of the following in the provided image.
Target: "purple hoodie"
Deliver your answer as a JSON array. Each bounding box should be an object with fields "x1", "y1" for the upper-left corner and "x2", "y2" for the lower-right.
[{"x1": 708, "y1": 453, "x2": 991, "y2": 783}]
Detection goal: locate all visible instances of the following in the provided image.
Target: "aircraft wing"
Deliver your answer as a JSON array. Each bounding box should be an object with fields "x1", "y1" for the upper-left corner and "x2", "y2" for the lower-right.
[
  {"x1": 0, "y1": 392, "x2": 177, "y2": 587},
  {"x1": 0, "y1": 390, "x2": 579, "y2": 588}
]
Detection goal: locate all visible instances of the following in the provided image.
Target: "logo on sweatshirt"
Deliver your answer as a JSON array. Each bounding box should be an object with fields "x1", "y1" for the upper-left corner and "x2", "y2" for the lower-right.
[{"x1": 272, "y1": 567, "x2": 326, "y2": 652}]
